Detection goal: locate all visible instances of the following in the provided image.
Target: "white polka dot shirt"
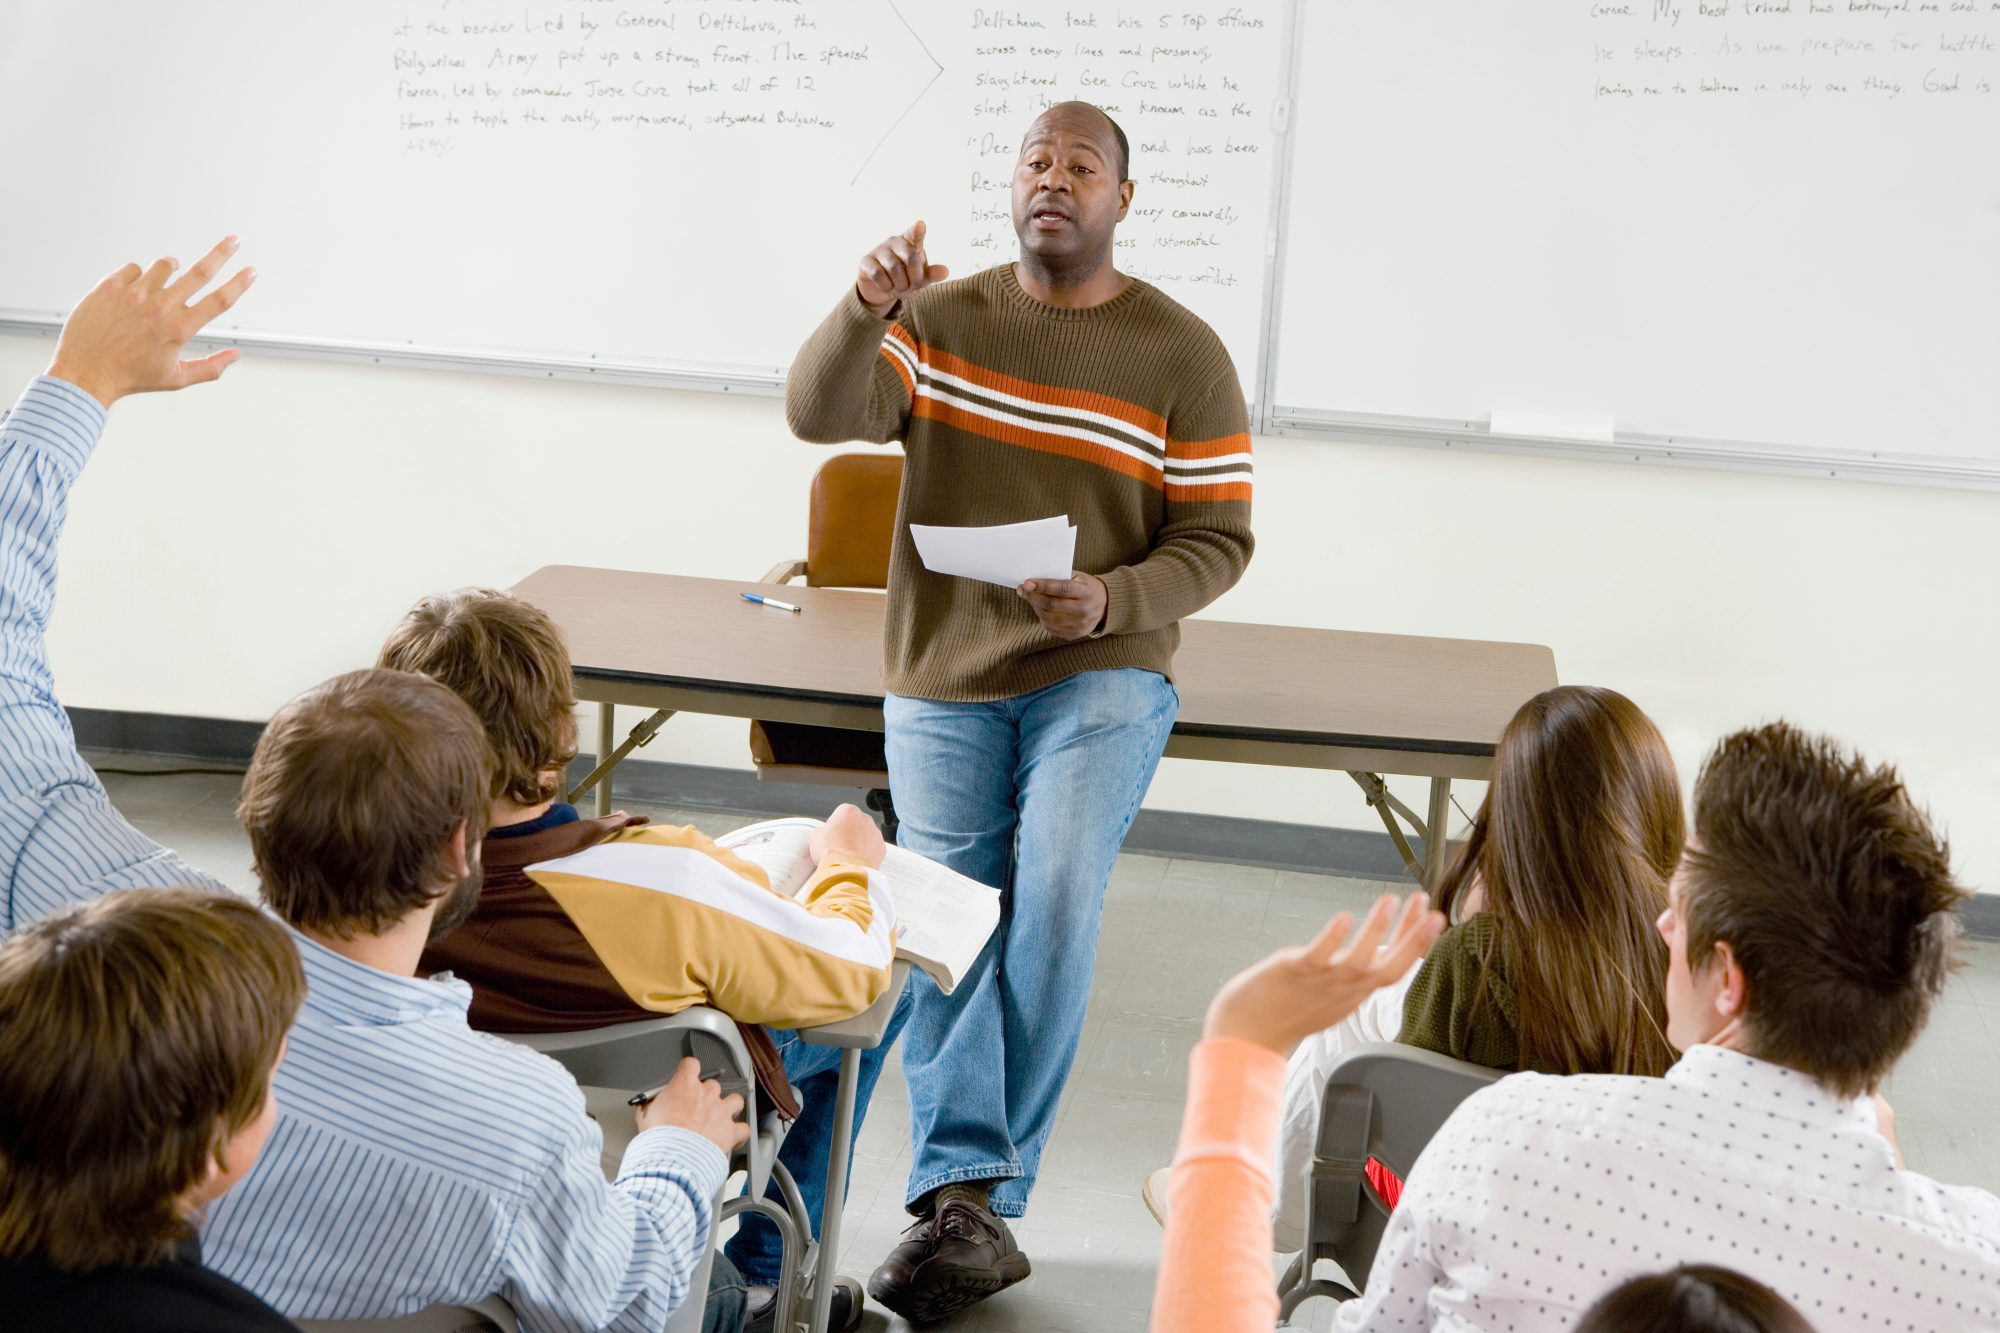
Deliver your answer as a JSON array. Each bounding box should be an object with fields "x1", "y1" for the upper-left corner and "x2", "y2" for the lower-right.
[{"x1": 1332, "y1": 1045, "x2": 2000, "y2": 1332}]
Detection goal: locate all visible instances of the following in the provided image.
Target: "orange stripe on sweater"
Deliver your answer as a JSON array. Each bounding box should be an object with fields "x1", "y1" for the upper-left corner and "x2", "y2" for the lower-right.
[
  {"x1": 914, "y1": 398, "x2": 1165, "y2": 490},
  {"x1": 914, "y1": 341, "x2": 1168, "y2": 439},
  {"x1": 1162, "y1": 480, "x2": 1253, "y2": 503},
  {"x1": 1169, "y1": 431, "x2": 1253, "y2": 461}
]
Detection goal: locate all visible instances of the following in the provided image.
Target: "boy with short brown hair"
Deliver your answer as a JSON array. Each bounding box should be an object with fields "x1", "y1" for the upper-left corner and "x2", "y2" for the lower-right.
[
  {"x1": 0, "y1": 887, "x2": 304, "y2": 1331},
  {"x1": 380, "y1": 587, "x2": 909, "y2": 1328}
]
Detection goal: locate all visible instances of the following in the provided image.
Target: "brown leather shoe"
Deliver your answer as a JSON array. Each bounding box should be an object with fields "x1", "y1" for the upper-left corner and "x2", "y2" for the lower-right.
[
  {"x1": 866, "y1": 1199, "x2": 1031, "y2": 1322},
  {"x1": 865, "y1": 1212, "x2": 939, "y2": 1307}
]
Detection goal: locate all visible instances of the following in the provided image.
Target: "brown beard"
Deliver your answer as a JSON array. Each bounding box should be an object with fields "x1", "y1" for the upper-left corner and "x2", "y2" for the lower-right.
[{"x1": 426, "y1": 854, "x2": 484, "y2": 941}]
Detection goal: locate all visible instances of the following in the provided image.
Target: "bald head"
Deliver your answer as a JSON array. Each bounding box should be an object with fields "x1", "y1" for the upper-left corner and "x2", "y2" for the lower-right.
[
  {"x1": 1023, "y1": 101, "x2": 1130, "y2": 183},
  {"x1": 1011, "y1": 99, "x2": 1135, "y2": 291}
]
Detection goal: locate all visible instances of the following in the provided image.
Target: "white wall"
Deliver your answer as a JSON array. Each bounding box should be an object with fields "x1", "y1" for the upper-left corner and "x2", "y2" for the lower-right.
[{"x1": 6, "y1": 332, "x2": 1993, "y2": 894}]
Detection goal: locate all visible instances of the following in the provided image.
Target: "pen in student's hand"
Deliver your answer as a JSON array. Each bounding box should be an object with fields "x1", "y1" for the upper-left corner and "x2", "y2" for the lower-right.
[
  {"x1": 741, "y1": 592, "x2": 802, "y2": 614},
  {"x1": 628, "y1": 1086, "x2": 662, "y2": 1108}
]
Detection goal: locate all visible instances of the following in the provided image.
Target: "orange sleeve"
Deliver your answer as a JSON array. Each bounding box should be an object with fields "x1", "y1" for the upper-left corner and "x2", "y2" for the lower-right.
[{"x1": 1150, "y1": 1037, "x2": 1285, "y2": 1333}]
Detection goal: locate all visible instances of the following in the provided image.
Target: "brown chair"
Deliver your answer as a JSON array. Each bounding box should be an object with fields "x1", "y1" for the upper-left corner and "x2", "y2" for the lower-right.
[{"x1": 752, "y1": 453, "x2": 903, "y2": 840}]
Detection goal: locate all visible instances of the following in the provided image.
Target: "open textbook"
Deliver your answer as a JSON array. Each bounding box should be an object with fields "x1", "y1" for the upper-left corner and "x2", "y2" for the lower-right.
[{"x1": 718, "y1": 817, "x2": 1001, "y2": 996}]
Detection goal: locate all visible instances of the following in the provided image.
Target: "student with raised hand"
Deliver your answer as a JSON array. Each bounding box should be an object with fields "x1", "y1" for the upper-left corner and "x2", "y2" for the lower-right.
[
  {"x1": 0, "y1": 259, "x2": 751, "y2": 1331},
  {"x1": 1575, "y1": 1265, "x2": 1817, "y2": 1333},
  {"x1": 1148, "y1": 892, "x2": 1445, "y2": 1333},
  {"x1": 0, "y1": 237, "x2": 254, "y2": 928},
  {"x1": 380, "y1": 587, "x2": 909, "y2": 1331},
  {"x1": 0, "y1": 887, "x2": 303, "y2": 1332},
  {"x1": 1244, "y1": 684, "x2": 1684, "y2": 1244},
  {"x1": 1329, "y1": 723, "x2": 2000, "y2": 1331}
]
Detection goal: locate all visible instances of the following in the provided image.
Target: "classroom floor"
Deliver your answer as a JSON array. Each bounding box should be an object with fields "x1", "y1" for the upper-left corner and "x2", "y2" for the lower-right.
[{"x1": 94, "y1": 755, "x2": 2000, "y2": 1333}]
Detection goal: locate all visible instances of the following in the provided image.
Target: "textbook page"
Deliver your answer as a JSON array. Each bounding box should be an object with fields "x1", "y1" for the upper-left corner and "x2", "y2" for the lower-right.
[
  {"x1": 717, "y1": 818, "x2": 1001, "y2": 994},
  {"x1": 715, "y1": 817, "x2": 819, "y2": 897},
  {"x1": 878, "y1": 844, "x2": 1002, "y2": 994}
]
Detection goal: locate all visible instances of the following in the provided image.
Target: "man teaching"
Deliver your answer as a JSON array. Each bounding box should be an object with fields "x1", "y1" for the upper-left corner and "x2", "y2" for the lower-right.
[{"x1": 786, "y1": 100, "x2": 1255, "y2": 1321}]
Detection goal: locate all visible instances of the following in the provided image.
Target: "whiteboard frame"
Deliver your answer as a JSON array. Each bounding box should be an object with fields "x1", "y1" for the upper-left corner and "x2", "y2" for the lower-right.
[
  {"x1": 1264, "y1": 406, "x2": 2000, "y2": 492},
  {"x1": 1252, "y1": 1, "x2": 1310, "y2": 440},
  {"x1": 0, "y1": 313, "x2": 787, "y2": 397}
]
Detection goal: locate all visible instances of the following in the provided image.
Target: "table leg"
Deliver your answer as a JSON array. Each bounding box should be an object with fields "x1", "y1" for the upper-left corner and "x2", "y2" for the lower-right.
[
  {"x1": 596, "y1": 703, "x2": 615, "y2": 818},
  {"x1": 809, "y1": 1047, "x2": 862, "y2": 1333},
  {"x1": 1423, "y1": 776, "x2": 1452, "y2": 890}
]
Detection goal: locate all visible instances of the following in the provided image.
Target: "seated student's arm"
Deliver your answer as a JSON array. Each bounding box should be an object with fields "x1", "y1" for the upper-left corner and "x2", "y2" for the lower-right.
[
  {"x1": 533, "y1": 808, "x2": 898, "y2": 1028},
  {"x1": 1153, "y1": 894, "x2": 1444, "y2": 1333},
  {"x1": 502, "y1": 1059, "x2": 739, "y2": 1332},
  {"x1": 784, "y1": 223, "x2": 944, "y2": 446},
  {"x1": 0, "y1": 243, "x2": 254, "y2": 926}
]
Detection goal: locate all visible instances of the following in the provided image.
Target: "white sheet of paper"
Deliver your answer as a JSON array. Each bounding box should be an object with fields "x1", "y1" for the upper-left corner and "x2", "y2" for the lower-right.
[{"x1": 908, "y1": 516, "x2": 1077, "y2": 588}]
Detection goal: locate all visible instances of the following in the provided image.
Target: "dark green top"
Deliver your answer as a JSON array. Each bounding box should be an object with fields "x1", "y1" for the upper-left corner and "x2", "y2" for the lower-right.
[{"x1": 1399, "y1": 914, "x2": 1523, "y2": 1071}]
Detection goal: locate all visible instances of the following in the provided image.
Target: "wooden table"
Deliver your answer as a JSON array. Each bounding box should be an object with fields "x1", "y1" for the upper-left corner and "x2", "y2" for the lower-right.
[
  {"x1": 508, "y1": 564, "x2": 1554, "y2": 1333},
  {"x1": 510, "y1": 564, "x2": 1558, "y2": 882}
]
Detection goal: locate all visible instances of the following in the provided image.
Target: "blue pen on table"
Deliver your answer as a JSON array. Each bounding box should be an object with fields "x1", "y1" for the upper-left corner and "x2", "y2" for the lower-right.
[{"x1": 741, "y1": 592, "x2": 802, "y2": 615}]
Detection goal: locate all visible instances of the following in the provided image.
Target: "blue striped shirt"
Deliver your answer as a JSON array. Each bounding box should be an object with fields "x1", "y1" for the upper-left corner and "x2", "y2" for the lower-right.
[
  {"x1": 0, "y1": 376, "x2": 226, "y2": 928},
  {"x1": 206, "y1": 930, "x2": 729, "y2": 1331},
  {"x1": 0, "y1": 377, "x2": 730, "y2": 1330}
]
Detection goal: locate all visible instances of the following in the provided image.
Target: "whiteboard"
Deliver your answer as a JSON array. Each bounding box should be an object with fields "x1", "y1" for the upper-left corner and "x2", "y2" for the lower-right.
[
  {"x1": 1269, "y1": 0, "x2": 2000, "y2": 473},
  {"x1": 0, "y1": 0, "x2": 1289, "y2": 393}
]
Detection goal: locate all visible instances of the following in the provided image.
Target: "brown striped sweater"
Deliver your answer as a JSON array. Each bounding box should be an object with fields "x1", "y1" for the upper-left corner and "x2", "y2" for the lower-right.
[{"x1": 786, "y1": 263, "x2": 1255, "y2": 701}]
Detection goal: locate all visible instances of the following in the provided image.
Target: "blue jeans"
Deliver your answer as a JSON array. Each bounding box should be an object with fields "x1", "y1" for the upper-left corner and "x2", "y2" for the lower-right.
[
  {"x1": 701, "y1": 1252, "x2": 745, "y2": 1333},
  {"x1": 886, "y1": 667, "x2": 1178, "y2": 1217},
  {"x1": 723, "y1": 985, "x2": 915, "y2": 1285}
]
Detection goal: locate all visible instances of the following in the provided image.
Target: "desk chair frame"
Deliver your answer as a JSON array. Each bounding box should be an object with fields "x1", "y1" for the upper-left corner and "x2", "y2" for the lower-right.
[
  {"x1": 509, "y1": 1009, "x2": 813, "y2": 1332},
  {"x1": 294, "y1": 1295, "x2": 517, "y2": 1333},
  {"x1": 1276, "y1": 1042, "x2": 1503, "y2": 1320},
  {"x1": 519, "y1": 980, "x2": 907, "y2": 1333}
]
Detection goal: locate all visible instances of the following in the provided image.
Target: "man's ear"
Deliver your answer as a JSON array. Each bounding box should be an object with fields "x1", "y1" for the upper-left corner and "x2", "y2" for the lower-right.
[
  {"x1": 1711, "y1": 938, "x2": 1750, "y2": 1025},
  {"x1": 446, "y1": 820, "x2": 471, "y2": 880},
  {"x1": 1118, "y1": 178, "x2": 1135, "y2": 220}
]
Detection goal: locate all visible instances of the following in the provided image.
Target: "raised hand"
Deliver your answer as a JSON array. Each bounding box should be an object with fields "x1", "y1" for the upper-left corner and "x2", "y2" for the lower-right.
[
  {"x1": 1018, "y1": 572, "x2": 1107, "y2": 641},
  {"x1": 47, "y1": 235, "x2": 257, "y2": 407},
  {"x1": 856, "y1": 220, "x2": 949, "y2": 318},
  {"x1": 1204, "y1": 893, "x2": 1447, "y2": 1058}
]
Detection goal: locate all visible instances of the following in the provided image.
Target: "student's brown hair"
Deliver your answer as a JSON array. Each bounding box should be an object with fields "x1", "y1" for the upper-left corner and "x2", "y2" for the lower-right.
[
  {"x1": 0, "y1": 888, "x2": 304, "y2": 1270},
  {"x1": 1681, "y1": 722, "x2": 1964, "y2": 1098},
  {"x1": 1434, "y1": 685, "x2": 1682, "y2": 1078},
  {"x1": 377, "y1": 588, "x2": 578, "y2": 808},
  {"x1": 239, "y1": 668, "x2": 494, "y2": 937},
  {"x1": 1575, "y1": 1264, "x2": 1817, "y2": 1333}
]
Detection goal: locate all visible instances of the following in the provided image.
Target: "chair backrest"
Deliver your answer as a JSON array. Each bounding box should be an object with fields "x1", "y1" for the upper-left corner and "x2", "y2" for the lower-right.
[
  {"x1": 294, "y1": 1294, "x2": 518, "y2": 1332},
  {"x1": 1299, "y1": 1043, "x2": 1504, "y2": 1302},
  {"x1": 805, "y1": 453, "x2": 902, "y2": 589}
]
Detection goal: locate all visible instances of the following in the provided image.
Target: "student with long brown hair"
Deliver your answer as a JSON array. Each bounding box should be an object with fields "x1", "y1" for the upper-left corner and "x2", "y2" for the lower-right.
[
  {"x1": 1254, "y1": 684, "x2": 1684, "y2": 1246},
  {"x1": 1406, "y1": 682, "x2": 1681, "y2": 1075}
]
